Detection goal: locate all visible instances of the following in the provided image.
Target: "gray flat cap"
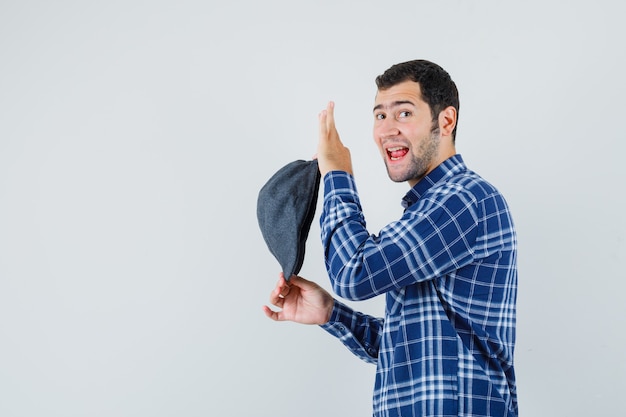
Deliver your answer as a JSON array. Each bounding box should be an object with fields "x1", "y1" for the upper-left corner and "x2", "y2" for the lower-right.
[{"x1": 257, "y1": 159, "x2": 321, "y2": 280}]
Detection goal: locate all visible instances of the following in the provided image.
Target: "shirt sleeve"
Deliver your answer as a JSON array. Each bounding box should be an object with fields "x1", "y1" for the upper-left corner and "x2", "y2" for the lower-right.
[
  {"x1": 320, "y1": 171, "x2": 479, "y2": 301},
  {"x1": 320, "y1": 299, "x2": 382, "y2": 364}
]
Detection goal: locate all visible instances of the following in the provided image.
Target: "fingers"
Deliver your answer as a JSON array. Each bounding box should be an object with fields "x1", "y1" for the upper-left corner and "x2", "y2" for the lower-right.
[
  {"x1": 268, "y1": 284, "x2": 287, "y2": 306},
  {"x1": 263, "y1": 285, "x2": 285, "y2": 322},
  {"x1": 262, "y1": 305, "x2": 281, "y2": 321},
  {"x1": 318, "y1": 107, "x2": 328, "y2": 142},
  {"x1": 265, "y1": 273, "x2": 291, "y2": 316},
  {"x1": 275, "y1": 273, "x2": 291, "y2": 299},
  {"x1": 325, "y1": 101, "x2": 335, "y2": 133},
  {"x1": 279, "y1": 275, "x2": 293, "y2": 298},
  {"x1": 287, "y1": 274, "x2": 310, "y2": 290},
  {"x1": 263, "y1": 273, "x2": 292, "y2": 322},
  {"x1": 318, "y1": 101, "x2": 335, "y2": 142},
  {"x1": 317, "y1": 101, "x2": 353, "y2": 177}
]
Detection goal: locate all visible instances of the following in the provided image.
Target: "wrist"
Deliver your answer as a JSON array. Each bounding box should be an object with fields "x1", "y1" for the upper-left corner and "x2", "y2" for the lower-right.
[{"x1": 322, "y1": 299, "x2": 336, "y2": 325}]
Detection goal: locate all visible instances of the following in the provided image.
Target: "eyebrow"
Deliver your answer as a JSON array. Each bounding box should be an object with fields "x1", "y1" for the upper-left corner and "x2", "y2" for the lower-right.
[{"x1": 373, "y1": 100, "x2": 416, "y2": 113}]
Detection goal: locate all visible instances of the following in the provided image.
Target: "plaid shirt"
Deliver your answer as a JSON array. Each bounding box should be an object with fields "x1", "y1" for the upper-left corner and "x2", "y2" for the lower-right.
[{"x1": 320, "y1": 155, "x2": 518, "y2": 417}]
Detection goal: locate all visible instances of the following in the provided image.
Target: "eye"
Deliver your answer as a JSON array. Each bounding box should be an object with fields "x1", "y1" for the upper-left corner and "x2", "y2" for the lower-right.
[
  {"x1": 375, "y1": 113, "x2": 386, "y2": 120},
  {"x1": 398, "y1": 111, "x2": 411, "y2": 119}
]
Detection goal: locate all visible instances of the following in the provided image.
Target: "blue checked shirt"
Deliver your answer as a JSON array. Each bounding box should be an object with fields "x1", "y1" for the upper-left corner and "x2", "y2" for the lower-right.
[{"x1": 320, "y1": 155, "x2": 518, "y2": 417}]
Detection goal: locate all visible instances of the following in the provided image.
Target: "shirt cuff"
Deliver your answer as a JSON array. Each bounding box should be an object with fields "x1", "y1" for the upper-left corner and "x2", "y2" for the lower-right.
[
  {"x1": 320, "y1": 299, "x2": 354, "y2": 335},
  {"x1": 323, "y1": 170, "x2": 358, "y2": 199}
]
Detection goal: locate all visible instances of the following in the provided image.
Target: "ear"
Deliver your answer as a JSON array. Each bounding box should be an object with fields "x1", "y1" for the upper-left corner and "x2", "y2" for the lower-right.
[{"x1": 438, "y1": 106, "x2": 457, "y2": 138}]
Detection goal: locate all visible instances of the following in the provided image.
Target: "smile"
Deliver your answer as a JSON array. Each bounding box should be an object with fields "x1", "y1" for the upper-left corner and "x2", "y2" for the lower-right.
[{"x1": 386, "y1": 146, "x2": 409, "y2": 161}]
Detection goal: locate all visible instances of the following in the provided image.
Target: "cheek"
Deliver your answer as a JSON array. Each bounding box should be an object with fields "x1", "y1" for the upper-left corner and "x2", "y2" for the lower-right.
[
  {"x1": 372, "y1": 128, "x2": 380, "y2": 146},
  {"x1": 372, "y1": 123, "x2": 387, "y2": 143},
  {"x1": 374, "y1": 141, "x2": 389, "y2": 161},
  {"x1": 373, "y1": 135, "x2": 384, "y2": 154}
]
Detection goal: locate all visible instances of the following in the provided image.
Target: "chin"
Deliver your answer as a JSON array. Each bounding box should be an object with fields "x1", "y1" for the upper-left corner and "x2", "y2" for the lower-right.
[
  {"x1": 385, "y1": 166, "x2": 409, "y2": 183},
  {"x1": 385, "y1": 162, "x2": 426, "y2": 184}
]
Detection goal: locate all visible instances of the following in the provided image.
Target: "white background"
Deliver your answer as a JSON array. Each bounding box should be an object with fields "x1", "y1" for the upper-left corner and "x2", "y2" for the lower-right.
[{"x1": 1, "y1": 1, "x2": 624, "y2": 416}]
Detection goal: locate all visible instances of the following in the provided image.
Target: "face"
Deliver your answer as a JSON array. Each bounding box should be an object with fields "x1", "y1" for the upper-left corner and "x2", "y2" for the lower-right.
[{"x1": 373, "y1": 80, "x2": 444, "y2": 187}]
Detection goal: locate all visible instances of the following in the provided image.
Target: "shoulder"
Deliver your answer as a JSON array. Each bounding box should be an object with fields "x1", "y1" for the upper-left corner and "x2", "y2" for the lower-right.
[
  {"x1": 449, "y1": 169, "x2": 502, "y2": 201},
  {"x1": 411, "y1": 169, "x2": 505, "y2": 218}
]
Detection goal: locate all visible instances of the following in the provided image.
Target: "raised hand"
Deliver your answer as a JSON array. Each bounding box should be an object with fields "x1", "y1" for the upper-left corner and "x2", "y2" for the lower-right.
[{"x1": 317, "y1": 101, "x2": 353, "y2": 177}]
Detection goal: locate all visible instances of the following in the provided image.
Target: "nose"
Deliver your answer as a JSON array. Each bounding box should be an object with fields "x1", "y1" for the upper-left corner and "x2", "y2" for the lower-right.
[{"x1": 375, "y1": 117, "x2": 400, "y2": 139}]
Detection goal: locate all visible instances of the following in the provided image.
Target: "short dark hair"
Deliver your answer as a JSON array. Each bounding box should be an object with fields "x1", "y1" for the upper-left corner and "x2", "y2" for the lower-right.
[{"x1": 375, "y1": 60, "x2": 460, "y2": 140}]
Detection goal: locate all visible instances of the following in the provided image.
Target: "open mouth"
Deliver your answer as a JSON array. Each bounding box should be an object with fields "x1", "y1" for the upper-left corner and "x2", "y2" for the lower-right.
[{"x1": 386, "y1": 146, "x2": 409, "y2": 161}]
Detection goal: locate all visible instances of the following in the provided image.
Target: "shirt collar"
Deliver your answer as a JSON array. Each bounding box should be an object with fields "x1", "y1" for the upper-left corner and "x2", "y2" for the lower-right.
[{"x1": 401, "y1": 154, "x2": 466, "y2": 209}]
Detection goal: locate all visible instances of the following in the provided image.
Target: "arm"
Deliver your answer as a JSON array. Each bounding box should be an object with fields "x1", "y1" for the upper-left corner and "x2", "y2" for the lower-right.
[
  {"x1": 321, "y1": 174, "x2": 479, "y2": 300},
  {"x1": 320, "y1": 300, "x2": 382, "y2": 364}
]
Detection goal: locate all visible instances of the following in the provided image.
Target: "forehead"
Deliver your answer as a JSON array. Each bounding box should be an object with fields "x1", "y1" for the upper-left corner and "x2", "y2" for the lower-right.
[{"x1": 374, "y1": 80, "x2": 425, "y2": 109}]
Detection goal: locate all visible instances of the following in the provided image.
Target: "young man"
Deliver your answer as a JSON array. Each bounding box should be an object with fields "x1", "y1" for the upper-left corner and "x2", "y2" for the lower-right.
[{"x1": 263, "y1": 60, "x2": 518, "y2": 417}]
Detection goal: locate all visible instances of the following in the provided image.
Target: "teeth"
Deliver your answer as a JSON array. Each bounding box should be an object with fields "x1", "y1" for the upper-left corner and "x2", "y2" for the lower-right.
[{"x1": 387, "y1": 146, "x2": 408, "y2": 161}]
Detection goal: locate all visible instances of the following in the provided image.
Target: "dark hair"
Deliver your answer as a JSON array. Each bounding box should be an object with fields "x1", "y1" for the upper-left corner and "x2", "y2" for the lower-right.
[{"x1": 375, "y1": 60, "x2": 460, "y2": 140}]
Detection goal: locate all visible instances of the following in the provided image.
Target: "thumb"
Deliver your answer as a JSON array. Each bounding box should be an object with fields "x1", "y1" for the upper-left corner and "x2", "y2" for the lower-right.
[{"x1": 287, "y1": 275, "x2": 310, "y2": 289}]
